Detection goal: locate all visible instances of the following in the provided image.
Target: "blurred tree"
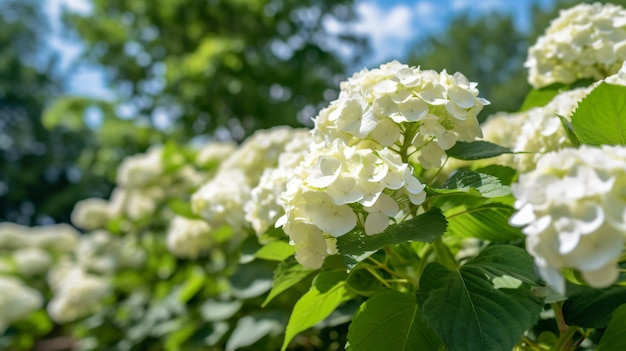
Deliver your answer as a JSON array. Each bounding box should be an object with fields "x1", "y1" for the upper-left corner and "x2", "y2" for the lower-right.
[
  {"x1": 407, "y1": 0, "x2": 626, "y2": 120},
  {"x1": 407, "y1": 12, "x2": 529, "y2": 119},
  {"x1": 65, "y1": 0, "x2": 367, "y2": 139},
  {"x1": 0, "y1": 0, "x2": 108, "y2": 225}
]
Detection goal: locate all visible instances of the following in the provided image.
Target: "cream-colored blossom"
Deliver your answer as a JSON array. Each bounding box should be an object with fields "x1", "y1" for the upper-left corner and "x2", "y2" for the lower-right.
[
  {"x1": 12, "y1": 247, "x2": 53, "y2": 276},
  {"x1": 116, "y1": 146, "x2": 164, "y2": 188},
  {"x1": 313, "y1": 60, "x2": 488, "y2": 169},
  {"x1": 76, "y1": 230, "x2": 145, "y2": 274},
  {"x1": 220, "y1": 126, "x2": 307, "y2": 184},
  {"x1": 526, "y1": 2, "x2": 626, "y2": 88},
  {"x1": 192, "y1": 169, "x2": 251, "y2": 230},
  {"x1": 278, "y1": 61, "x2": 488, "y2": 268},
  {"x1": 510, "y1": 145, "x2": 626, "y2": 292},
  {"x1": 513, "y1": 87, "x2": 591, "y2": 172},
  {"x1": 0, "y1": 276, "x2": 43, "y2": 332},
  {"x1": 195, "y1": 141, "x2": 237, "y2": 168},
  {"x1": 47, "y1": 263, "x2": 110, "y2": 323},
  {"x1": 29, "y1": 224, "x2": 79, "y2": 255},
  {"x1": 278, "y1": 138, "x2": 425, "y2": 268},
  {"x1": 245, "y1": 133, "x2": 313, "y2": 235},
  {"x1": 71, "y1": 198, "x2": 111, "y2": 230},
  {"x1": 166, "y1": 216, "x2": 214, "y2": 259}
]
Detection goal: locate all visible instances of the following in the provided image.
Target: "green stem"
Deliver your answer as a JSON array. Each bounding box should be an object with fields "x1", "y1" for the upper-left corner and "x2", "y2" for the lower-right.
[{"x1": 551, "y1": 303, "x2": 575, "y2": 351}]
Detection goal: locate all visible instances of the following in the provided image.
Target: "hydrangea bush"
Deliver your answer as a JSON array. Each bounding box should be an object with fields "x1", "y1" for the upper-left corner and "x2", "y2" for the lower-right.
[{"x1": 3, "y1": 2, "x2": 626, "y2": 351}]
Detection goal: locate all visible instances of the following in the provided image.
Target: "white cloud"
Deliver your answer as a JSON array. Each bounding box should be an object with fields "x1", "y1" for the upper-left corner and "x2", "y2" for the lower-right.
[
  {"x1": 337, "y1": 1, "x2": 416, "y2": 66},
  {"x1": 414, "y1": 1, "x2": 441, "y2": 30}
]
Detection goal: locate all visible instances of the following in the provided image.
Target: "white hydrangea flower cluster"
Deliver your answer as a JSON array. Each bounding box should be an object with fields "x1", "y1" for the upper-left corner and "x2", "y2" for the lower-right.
[
  {"x1": 0, "y1": 222, "x2": 79, "y2": 255},
  {"x1": 47, "y1": 262, "x2": 110, "y2": 323},
  {"x1": 116, "y1": 146, "x2": 164, "y2": 188},
  {"x1": 526, "y1": 2, "x2": 626, "y2": 88},
  {"x1": 510, "y1": 145, "x2": 626, "y2": 292},
  {"x1": 278, "y1": 61, "x2": 489, "y2": 269},
  {"x1": 166, "y1": 216, "x2": 214, "y2": 259},
  {"x1": 71, "y1": 198, "x2": 112, "y2": 231},
  {"x1": 195, "y1": 141, "x2": 237, "y2": 168},
  {"x1": 245, "y1": 133, "x2": 313, "y2": 236},
  {"x1": 313, "y1": 60, "x2": 488, "y2": 168},
  {"x1": 488, "y1": 64, "x2": 626, "y2": 173},
  {"x1": 192, "y1": 127, "x2": 309, "y2": 232},
  {"x1": 278, "y1": 139, "x2": 428, "y2": 268},
  {"x1": 12, "y1": 247, "x2": 53, "y2": 277},
  {"x1": 512, "y1": 87, "x2": 591, "y2": 172},
  {"x1": 76, "y1": 230, "x2": 145, "y2": 274},
  {"x1": 0, "y1": 276, "x2": 43, "y2": 333}
]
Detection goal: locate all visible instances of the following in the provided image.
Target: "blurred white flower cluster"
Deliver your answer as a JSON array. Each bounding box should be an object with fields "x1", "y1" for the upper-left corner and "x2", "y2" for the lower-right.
[
  {"x1": 166, "y1": 216, "x2": 213, "y2": 259},
  {"x1": 479, "y1": 63, "x2": 626, "y2": 172},
  {"x1": 0, "y1": 223, "x2": 79, "y2": 276},
  {"x1": 526, "y1": 2, "x2": 626, "y2": 88},
  {"x1": 245, "y1": 134, "x2": 313, "y2": 236},
  {"x1": 279, "y1": 61, "x2": 489, "y2": 268},
  {"x1": 510, "y1": 145, "x2": 626, "y2": 292},
  {"x1": 0, "y1": 276, "x2": 43, "y2": 333},
  {"x1": 192, "y1": 127, "x2": 310, "y2": 235},
  {"x1": 47, "y1": 262, "x2": 110, "y2": 323},
  {"x1": 0, "y1": 223, "x2": 80, "y2": 327}
]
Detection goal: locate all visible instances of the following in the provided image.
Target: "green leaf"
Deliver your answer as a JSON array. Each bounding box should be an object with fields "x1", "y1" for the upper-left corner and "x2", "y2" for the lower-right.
[
  {"x1": 562, "y1": 285, "x2": 626, "y2": 328},
  {"x1": 557, "y1": 114, "x2": 580, "y2": 147},
  {"x1": 200, "y1": 299, "x2": 243, "y2": 322},
  {"x1": 571, "y1": 82, "x2": 626, "y2": 146},
  {"x1": 417, "y1": 245, "x2": 542, "y2": 351},
  {"x1": 281, "y1": 269, "x2": 353, "y2": 351},
  {"x1": 446, "y1": 141, "x2": 512, "y2": 160},
  {"x1": 262, "y1": 257, "x2": 316, "y2": 307},
  {"x1": 346, "y1": 289, "x2": 441, "y2": 351},
  {"x1": 162, "y1": 140, "x2": 187, "y2": 173},
  {"x1": 204, "y1": 322, "x2": 229, "y2": 346},
  {"x1": 336, "y1": 208, "x2": 448, "y2": 265},
  {"x1": 519, "y1": 84, "x2": 565, "y2": 111},
  {"x1": 254, "y1": 241, "x2": 296, "y2": 261},
  {"x1": 596, "y1": 304, "x2": 626, "y2": 351},
  {"x1": 178, "y1": 267, "x2": 206, "y2": 303},
  {"x1": 345, "y1": 265, "x2": 386, "y2": 297},
  {"x1": 230, "y1": 263, "x2": 274, "y2": 299},
  {"x1": 42, "y1": 96, "x2": 93, "y2": 130},
  {"x1": 473, "y1": 165, "x2": 517, "y2": 186},
  {"x1": 441, "y1": 170, "x2": 511, "y2": 198},
  {"x1": 446, "y1": 203, "x2": 523, "y2": 242},
  {"x1": 225, "y1": 311, "x2": 286, "y2": 351},
  {"x1": 168, "y1": 199, "x2": 202, "y2": 219}
]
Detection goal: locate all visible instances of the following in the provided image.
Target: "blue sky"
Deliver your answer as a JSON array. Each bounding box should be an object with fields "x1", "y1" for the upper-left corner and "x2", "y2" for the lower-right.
[{"x1": 46, "y1": 0, "x2": 555, "y2": 99}]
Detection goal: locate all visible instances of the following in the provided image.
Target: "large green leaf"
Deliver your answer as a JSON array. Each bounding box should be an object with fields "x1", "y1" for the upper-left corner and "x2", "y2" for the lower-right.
[
  {"x1": 262, "y1": 257, "x2": 316, "y2": 307},
  {"x1": 417, "y1": 245, "x2": 542, "y2": 351},
  {"x1": 518, "y1": 83, "x2": 565, "y2": 111},
  {"x1": 254, "y1": 240, "x2": 296, "y2": 262},
  {"x1": 346, "y1": 289, "x2": 441, "y2": 351},
  {"x1": 230, "y1": 262, "x2": 274, "y2": 299},
  {"x1": 473, "y1": 165, "x2": 517, "y2": 186},
  {"x1": 336, "y1": 208, "x2": 447, "y2": 264},
  {"x1": 446, "y1": 203, "x2": 523, "y2": 242},
  {"x1": 281, "y1": 269, "x2": 353, "y2": 351},
  {"x1": 571, "y1": 82, "x2": 626, "y2": 146},
  {"x1": 446, "y1": 141, "x2": 512, "y2": 160},
  {"x1": 200, "y1": 299, "x2": 243, "y2": 322},
  {"x1": 562, "y1": 285, "x2": 626, "y2": 328},
  {"x1": 225, "y1": 310, "x2": 286, "y2": 351},
  {"x1": 441, "y1": 170, "x2": 511, "y2": 198},
  {"x1": 596, "y1": 304, "x2": 626, "y2": 351}
]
